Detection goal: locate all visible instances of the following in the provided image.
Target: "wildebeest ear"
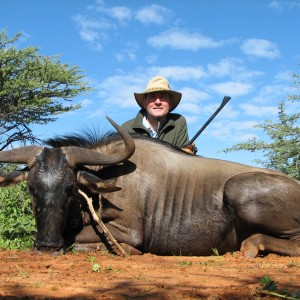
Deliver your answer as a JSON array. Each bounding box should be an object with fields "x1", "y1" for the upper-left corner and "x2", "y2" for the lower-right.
[
  {"x1": 77, "y1": 171, "x2": 121, "y2": 193},
  {"x1": 0, "y1": 171, "x2": 28, "y2": 187}
]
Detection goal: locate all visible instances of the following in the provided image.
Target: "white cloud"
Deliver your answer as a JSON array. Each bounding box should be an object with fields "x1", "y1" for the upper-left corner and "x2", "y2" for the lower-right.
[
  {"x1": 147, "y1": 29, "x2": 228, "y2": 51},
  {"x1": 206, "y1": 120, "x2": 259, "y2": 142},
  {"x1": 180, "y1": 103, "x2": 202, "y2": 114},
  {"x1": 145, "y1": 55, "x2": 158, "y2": 64},
  {"x1": 72, "y1": 2, "x2": 131, "y2": 51},
  {"x1": 87, "y1": 108, "x2": 106, "y2": 119},
  {"x1": 93, "y1": 0, "x2": 132, "y2": 23},
  {"x1": 135, "y1": 4, "x2": 172, "y2": 25},
  {"x1": 267, "y1": 0, "x2": 283, "y2": 10},
  {"x1": 275, "y1": 70, "x2": 293, "y2": 82},
  {"x1": 109, "y1": 6, "x2": 132, "y2": 22},
  {"x1": 207, "y1": 58, "x2": 264, "y2": 81},
  {"x1": 209, "y1": 81, "x2": 253, "y2": 96},
  {"x1": 252, "y1": 84, "x2": 292, "y2": 104},
  {"x1": 180, "y1": 87, "x2": 209, "y2": 102},
  {"x1": 72, "y1": 13, "x2": 112, "y2": 46},
  {"x1": 115, "y1": 51, "x2": 136, "y2": 62},
  {"x1": 94, "y1": 74, "x2": 144, "y2": 111},
  {"x1": 267, "y1": 0, "x2": 300, "y2": 11},
  {"x1": 285, "y1": 100, "x2": 300, "y2": 115},
  {"x1": 207, "y1": 58, "x2": 240, "y2": 77},
  {"x1": 199, "y1": 103, "x2": 239, "y2": 120},
  {"x1": 80, "y1": 98, "x2": 93, "y2": 107},
  {"x1": 241, "y1": 38, "x2": 281, "y2": 59},
  {"x1": 240, "y1": 103, "x2": 278, "y2": 117},
  {"x1": 115, "y1": 41, "x2": 139, "y2": 62},
  {"x1": 149, "y1": 66, "x2": 206, "y2": 81},
  {"x1": 184, "y1": 115, "x2": 199, "y2": 125}
]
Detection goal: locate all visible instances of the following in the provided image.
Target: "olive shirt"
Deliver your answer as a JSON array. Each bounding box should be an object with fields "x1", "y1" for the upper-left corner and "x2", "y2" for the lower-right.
[{"x1": 121, "y1": 109, "x2": 189, "y2": 149}]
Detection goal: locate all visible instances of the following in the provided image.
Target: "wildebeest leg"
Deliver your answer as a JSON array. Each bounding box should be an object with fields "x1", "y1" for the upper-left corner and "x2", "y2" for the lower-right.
[
  {"x1": 73, "y1": 242, "x2": 142, "y2": 255},
  {"x1": 75, "y1": 225, "x2": 142, "y2": 255},
  {"x1": 224, "y1": 172, "x2": 300, "y2": 257},
  {"x1": 241, "y1": 233, "x2": 300, "y2": 258},
  {"x1": 73, "y1": 242, "x2": 109, "y2": 252}
]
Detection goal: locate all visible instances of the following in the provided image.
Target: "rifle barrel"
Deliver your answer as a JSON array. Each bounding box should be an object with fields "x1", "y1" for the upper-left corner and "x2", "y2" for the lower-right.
[{"x1": 187, "y1": 96, "x2": 231, "y2": 145}]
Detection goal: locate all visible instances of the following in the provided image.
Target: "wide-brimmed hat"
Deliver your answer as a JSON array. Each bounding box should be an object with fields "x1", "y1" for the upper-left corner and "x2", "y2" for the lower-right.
[{"x1": 134, "y1": 76, "x2": 182, "y2": 112}]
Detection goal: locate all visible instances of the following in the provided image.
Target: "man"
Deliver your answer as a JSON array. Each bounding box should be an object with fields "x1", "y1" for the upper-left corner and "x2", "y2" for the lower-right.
[{"x1": 122, "y1": 76, "x2": 196, "y2": 154}]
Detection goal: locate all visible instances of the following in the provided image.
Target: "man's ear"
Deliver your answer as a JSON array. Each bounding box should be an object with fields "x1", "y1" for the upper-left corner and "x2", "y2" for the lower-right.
[{"x1": 165, "y1": 94, "x2": 172, "y2": 111}]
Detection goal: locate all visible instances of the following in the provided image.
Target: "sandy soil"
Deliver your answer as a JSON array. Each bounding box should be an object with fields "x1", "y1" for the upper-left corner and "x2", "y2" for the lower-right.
[{"x1": 0, "y1": 249, "x2": 299, "y2": 299}]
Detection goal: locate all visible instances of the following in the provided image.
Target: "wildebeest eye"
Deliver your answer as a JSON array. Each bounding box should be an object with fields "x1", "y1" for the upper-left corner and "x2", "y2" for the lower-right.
[
  {"x1": 65, "y1": 185, "x2": 75, "y2": 196},
  {"x1": 28, "y1": 186, "x2": 37, "y2": 196},
  {"x1": 64, "y1": 185, "x2": 77, "y2": 206}
]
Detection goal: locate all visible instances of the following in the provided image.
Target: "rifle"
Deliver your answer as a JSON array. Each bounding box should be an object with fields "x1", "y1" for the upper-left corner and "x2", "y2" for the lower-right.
[{"x1": 187, "y1": 96, "x2": 231, "y2": 145}]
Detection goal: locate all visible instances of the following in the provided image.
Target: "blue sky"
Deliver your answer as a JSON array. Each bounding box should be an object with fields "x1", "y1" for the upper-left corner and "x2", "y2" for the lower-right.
[{"x1": 1, "y1": 0, "x2": 300, "y2": 166}]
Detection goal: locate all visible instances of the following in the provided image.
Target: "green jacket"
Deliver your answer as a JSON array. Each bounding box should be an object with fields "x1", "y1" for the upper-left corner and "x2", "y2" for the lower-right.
[{"x1": 121, "y1": 109, "x2": 189, "y2": 149}]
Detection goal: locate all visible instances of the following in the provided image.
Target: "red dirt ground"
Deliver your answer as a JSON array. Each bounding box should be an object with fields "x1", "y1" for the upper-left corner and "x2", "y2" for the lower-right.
[{"x1": 0, "y1": 249, "x2": 299, "y2": 299}]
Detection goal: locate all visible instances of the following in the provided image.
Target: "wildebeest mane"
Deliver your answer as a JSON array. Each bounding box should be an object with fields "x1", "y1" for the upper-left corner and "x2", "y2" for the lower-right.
[
  {"x1": 45, "y1": 128, "x2": 118, "y2": 149},
  {"x1": 45, "y1": 128, "x2": 182, "y2": 152}
]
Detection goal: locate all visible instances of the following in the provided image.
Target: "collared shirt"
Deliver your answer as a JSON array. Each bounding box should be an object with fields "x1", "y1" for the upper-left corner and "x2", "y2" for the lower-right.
[{"x1": 142, "y1": 115, "x2": 158, "y2": 138}]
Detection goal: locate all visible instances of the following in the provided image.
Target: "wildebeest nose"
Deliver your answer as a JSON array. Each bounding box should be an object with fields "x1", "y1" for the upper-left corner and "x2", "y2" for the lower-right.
[{"x1": 34, "y1": 239, "x2": 64, "y2": 252}]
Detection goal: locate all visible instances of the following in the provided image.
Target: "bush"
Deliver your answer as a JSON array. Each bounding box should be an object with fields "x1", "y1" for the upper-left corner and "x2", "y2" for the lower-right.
[{"x1": 0, "y1": 182, "x2": 36, "y2": 250}]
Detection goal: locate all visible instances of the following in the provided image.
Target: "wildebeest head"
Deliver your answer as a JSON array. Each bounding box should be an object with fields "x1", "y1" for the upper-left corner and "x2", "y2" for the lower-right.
[{"x1": 0, "y1": 117, "x2": 135, "y2": 254}]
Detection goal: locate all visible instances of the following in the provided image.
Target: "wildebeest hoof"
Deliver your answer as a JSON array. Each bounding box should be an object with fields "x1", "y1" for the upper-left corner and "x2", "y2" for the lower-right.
[
  {"x1": 118, "y1": 243, "x2": 142, "y2": 255},
  {"x1": 241, "y1": 244, "x2": 259, "y2": 258},
  {"x1": 241, "y1": 234, "x2": 266, "y2": 258}
]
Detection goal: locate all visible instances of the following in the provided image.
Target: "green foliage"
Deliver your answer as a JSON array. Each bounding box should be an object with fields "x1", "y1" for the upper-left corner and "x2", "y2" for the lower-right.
[
  {"x1": 0, "y1": 182, "x2": 36, "y2": 249},
  {"x1": 260, "y1": 276, "x2": 278, "y2": 291},
  {"x1": 259, "y1": 276, "x2": 300, "y2": 299},
  {"x1": 89, "y1": 256, "x2": 101, "y2": 272},
  {"x1": 88, "y1": 256, "x2": 119, "y2": 273},
  {"x1": 178, "y1": 261, "x2": 192, "y2": 266},
  {"x1": 224, "y1": 72, "x2": 300, "y2": 179},
  {"x1": 0, "y1": 30, "x2": 93, "y2": 150}
]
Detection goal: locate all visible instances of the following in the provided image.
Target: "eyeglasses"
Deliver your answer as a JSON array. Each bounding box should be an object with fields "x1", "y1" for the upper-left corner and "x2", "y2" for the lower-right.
[{"x1": 145, "y1": 92, "x2": 171, "y2": 100}]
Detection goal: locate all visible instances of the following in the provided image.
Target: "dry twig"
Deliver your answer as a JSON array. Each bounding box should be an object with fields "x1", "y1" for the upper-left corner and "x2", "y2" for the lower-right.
[{"x1": 78, "y1": 189, "x2": 128, "y2": 257}]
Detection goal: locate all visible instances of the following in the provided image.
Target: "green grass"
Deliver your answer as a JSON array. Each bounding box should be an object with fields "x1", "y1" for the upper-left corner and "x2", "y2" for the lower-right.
[
  {"x1": 178, "y1": 261, "x2": 192, "y2": 266},
  {"x1": 212, "y1": 248, "x2": 220, "y2": 256},
  {"x1": 88, "y1": 256, "x2": 121, "y2": 273}
]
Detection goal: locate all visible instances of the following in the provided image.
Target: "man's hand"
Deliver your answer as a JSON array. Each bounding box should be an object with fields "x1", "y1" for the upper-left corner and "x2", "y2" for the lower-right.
[{"x1": 182, "y1": 143, "x2": 197, "y2": 155}]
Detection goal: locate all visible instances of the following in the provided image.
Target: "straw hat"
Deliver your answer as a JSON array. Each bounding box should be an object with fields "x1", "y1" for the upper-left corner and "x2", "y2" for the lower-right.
[{"x1": 134, "y1": 76, "x2": 182, "y2": 112}]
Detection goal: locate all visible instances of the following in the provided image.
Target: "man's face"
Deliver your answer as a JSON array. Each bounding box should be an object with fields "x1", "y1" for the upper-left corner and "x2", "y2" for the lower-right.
[{"x1": 143, "y1": 92, "x2": 172, "y2": 120}]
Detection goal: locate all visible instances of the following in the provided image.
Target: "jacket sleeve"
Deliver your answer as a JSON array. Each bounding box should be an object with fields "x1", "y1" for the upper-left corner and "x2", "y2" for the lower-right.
[{"x1": 176, "y1": 116, "x2": 189, "y2": 148}]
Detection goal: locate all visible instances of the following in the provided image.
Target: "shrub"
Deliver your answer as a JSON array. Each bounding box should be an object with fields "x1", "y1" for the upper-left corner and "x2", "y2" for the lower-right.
[{"x1": 0, "y1": 182, "x2": 36, "y2": 249}]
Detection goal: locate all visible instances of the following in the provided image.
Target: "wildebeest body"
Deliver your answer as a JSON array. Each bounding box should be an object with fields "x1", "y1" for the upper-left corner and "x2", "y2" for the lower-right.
[
  {"x1": 98, "y1": 147, "x2": 237, "y2": 255},
  {"x1": 75, "y1": 137, "x2": 300, "y2": 256},
  {"x1": 0, "y1": 119, "x2": 299, "y2": 257}
]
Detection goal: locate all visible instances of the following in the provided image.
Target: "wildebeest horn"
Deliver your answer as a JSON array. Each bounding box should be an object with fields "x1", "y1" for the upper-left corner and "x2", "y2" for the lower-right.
[
  {"x1": 62, "y1": 116, "x2": 135, "y2": 167},
  {"x1": 0, "y1": 146, "x2": 44, "y2": 167}
]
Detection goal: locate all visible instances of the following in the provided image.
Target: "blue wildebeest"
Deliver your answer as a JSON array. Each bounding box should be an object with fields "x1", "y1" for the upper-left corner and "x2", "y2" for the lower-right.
[{"x1": 0, "y1": 117, "x2": 299, "y2": 257}]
